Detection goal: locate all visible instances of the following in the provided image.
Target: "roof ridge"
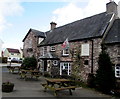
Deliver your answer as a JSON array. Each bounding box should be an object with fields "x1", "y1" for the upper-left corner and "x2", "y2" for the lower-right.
[{"x1": 51, "y1": 12, "x2": 107, "y2": 31}]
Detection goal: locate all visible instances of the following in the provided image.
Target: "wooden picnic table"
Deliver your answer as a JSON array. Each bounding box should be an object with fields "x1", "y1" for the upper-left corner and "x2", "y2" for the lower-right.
[
  {"x1": 19, "y1": 69, "x2": 40, "y2": 80},
  {"x1": 42, "y1": 78, "x2": 76, "y2": 96},
  {"x1": 7, "y1": 66, "x2": 21, "y2": 73}
]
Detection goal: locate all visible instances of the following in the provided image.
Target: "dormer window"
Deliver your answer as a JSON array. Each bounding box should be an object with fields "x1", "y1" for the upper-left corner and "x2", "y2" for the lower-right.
[
  {"x1": 62, "y1": 49, "x2": 69, "y2": 56},
  {"x1": 38, "y1": 38, "x2": 44, "y2": 44},
  {"x1": 50, "y1": 46, "x2": 55, "y2": 52}
]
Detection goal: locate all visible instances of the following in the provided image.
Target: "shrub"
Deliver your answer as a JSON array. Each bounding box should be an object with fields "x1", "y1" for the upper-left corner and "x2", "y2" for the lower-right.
[
  {"x1": 44, "y1": 72, "x2": 51, "y2": 77},
  {"x1": 22, "y1": 56, "x2": 37, "y2": 70},
  {"x1": 95, "y1": 50, "x2": 116, "y2": 93}
]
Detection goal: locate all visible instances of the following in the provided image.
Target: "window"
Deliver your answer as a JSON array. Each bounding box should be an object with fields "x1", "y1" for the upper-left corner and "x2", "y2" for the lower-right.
[
  {"x1": 27, "y1": 48, "x2": 33, "y2": 52},
  {"x1": 11, "y1": 53, "x2": 14, "y2": 55},
  {"x1": 81, "y1": 44, "x2": 89, "y2": 56},
  {"x1": 62, "y1": 49, "x2": 69, "y2": 56},
  {"x1": 115, "y1": 64, "x2": 120, "y2": 78},
  {"x1": 38, "y1": 38, "x2": 44, "y2": 44},
  {"x1": 53, "y1": 60, "x2": 58, "y2": 66},
  {"x1": 60, "y1": 62, "x2": 71, "y2": 75},
  {"x1": 51, "y1": 46, "x2": 55, "y2": 52},
  {"x1": 84, "y1": 60, "x2": 89, "y2": 65},
  {"x1": 43, "y1": 46, "x2": 47, "y2": 56}
]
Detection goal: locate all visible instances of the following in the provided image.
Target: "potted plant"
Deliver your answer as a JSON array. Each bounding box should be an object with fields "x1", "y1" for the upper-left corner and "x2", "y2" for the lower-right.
[{"x1": 2, "y1": 81, "x2": 14, "y2": 92}]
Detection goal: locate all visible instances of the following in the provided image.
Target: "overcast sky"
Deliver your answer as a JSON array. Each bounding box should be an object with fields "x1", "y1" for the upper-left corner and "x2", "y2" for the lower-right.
[{"x1": 0, "y1": 0, "x2": 119, "y2": 50}]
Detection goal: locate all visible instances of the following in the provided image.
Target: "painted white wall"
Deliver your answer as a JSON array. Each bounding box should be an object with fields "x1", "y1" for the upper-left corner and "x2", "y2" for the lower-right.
[{"x1": 118, "y1": 1, "x2": 120, "y2": 18}]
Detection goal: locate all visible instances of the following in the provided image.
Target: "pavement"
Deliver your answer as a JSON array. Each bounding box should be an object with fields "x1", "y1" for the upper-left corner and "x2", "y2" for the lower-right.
[{"x1": 1, "y1": 66, "x2": 118, "y2": 98}]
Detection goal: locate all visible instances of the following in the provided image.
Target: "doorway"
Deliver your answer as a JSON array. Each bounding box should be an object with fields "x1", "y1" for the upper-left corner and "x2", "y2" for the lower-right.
[{"x1": 44, "y1": 60, "x2": 47, "y2": 71}]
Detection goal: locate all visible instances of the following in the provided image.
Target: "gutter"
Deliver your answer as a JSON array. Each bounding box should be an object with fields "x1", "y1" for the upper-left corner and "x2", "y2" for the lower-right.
[{"x1": 91, "y1": 39, "x2": 94, "y2": 74}]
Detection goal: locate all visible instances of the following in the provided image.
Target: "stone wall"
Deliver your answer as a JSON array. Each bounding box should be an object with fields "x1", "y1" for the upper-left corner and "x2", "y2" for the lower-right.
[
  {"x1": 23, "y1": 31, "x2": 39, "y2": 58},
  {"x1": 106, "y1": 44, "x2": 120, "y2": 65}
]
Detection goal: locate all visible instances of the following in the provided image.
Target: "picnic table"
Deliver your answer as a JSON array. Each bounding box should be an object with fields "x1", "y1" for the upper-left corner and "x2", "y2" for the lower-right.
[
  {"x1": 19, "y1": 69, "x2": 40, "y2": 80},
  {"x1": 7, "y1": 65, "x2": 21, "y2": 73},
  {"x1": 42, "y1": 78, "x2": 76, "y2": 96}
]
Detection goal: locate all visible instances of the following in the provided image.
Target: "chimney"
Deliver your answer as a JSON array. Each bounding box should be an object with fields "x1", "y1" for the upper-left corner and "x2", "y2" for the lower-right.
[
  {"x1": 106, "y1": 1, "x2": 118, "y2": 18},
  {"x1": 50, "y1": 22, "x2": 57, "y2": 30}
]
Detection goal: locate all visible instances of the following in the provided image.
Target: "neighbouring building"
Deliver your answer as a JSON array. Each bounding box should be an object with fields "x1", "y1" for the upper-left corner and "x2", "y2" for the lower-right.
[
  {"x1": 0, "y1": 39, "x2": 3, "y2": 57},
  {"x1": 23, "y1": 1, "x2": 120, "y2": 82},
  {"x1": 3, "y1": 48, "x2": 22, "y2": 62}
]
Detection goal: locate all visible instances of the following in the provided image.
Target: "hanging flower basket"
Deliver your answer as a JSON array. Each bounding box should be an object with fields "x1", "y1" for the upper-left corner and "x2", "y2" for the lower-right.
[{"x1": 2, "y1": 81, "x2": 14, "y2": 92}]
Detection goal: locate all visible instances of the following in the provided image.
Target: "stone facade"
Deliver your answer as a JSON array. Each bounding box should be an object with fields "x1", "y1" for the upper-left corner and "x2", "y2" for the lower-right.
[
  {"x1": 38, "y1": 38, "x2": 102, "y2": 82},
  {"x1": 106, "y1": 44, "x2": 120, "y2": 65},
  {"x1": 23, "y1": 31, "x2": 39, "y2": 58}
]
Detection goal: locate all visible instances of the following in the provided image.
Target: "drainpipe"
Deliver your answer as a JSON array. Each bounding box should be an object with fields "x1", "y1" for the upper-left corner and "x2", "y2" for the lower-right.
[{"x1": 91, "y1": 40, "x2": 94, "y2": 74}]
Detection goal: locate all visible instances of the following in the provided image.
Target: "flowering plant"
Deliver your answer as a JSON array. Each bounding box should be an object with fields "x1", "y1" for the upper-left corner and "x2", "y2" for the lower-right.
[
  {"x1": 2, "y1": 81, "x2": 14, "y2": 92},
  {"x1": 2, "y1": 81, "x2": 14, "y2": 85}
]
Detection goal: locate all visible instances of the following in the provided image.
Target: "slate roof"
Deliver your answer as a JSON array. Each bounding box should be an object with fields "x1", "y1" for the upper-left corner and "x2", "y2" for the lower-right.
[
  {"x1": 39, "y1": 12, "x2": 113, "y2": 46},
  {"x1": 22, "y1": 28, "x2": 45, "y2": 42},
  {"x1": 7, "y1": 48, "x2": 20, "y2": 53},
  {"x1": 104, "y1": 19, "x2": 120, "y2": 44}
]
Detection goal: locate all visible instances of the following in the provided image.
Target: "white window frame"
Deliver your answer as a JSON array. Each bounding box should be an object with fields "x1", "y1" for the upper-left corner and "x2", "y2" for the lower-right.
[
  {"x1": 81, "y1": 43, "x2": 90, "y2": 56},
  {"x1": 115, "y1": 64, "x2": 120, "y2": 78},
  {"x1": 53, "y1": 60, "x2": 58, "y2": 66},
  {"x1": 51, "y1": 46, "x2": 56, "y2": 52},
  {"x1": 60, "y1": 62, "x2": 71, "y2": 75},
  {"x1": 62, "y1": 49, "x2": 69, "y2": 56},
  {"x1": 43, "y1": 46, "x2": 47, "y2": 56}
]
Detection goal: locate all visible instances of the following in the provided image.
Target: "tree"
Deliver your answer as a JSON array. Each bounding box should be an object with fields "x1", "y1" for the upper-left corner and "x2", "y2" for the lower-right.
[
  {"x1": 22, "y1": 56, "x2": 37, "y2": 70},
  {"x1": 95, "y1": 50, "x2": 115, "y2": 93}
]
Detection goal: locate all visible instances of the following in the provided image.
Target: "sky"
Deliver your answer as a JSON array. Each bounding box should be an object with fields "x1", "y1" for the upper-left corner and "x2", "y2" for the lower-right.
[{"x1": 0, "y1": 0, "x2": 120, "y2": 50}]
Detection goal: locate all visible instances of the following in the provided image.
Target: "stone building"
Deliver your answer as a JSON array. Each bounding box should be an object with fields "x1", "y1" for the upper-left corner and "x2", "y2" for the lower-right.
[
  {"x1": 22, "y1": 28, "x2": 45, "y2": 58},
  {"x1": 23, "y1": 1, "x2": 120, "y2": 82}
]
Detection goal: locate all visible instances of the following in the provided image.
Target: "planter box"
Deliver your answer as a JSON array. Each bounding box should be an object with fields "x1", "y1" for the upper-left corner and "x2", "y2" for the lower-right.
[{"x1": 2, "y1": 84, "x2": 14, "y2": 92}]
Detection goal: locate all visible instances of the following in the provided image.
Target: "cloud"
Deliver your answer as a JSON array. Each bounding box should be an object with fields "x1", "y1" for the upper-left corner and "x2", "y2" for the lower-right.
[
  {"x1": 52, "y1": 0, "x2": 119, "y2": 27},
  {"x1": 52, "y1": 3, "x2": 84, "y2": 26},
  {"x1": 0, "y1": 0, "x2": 24, "y2": 34}
]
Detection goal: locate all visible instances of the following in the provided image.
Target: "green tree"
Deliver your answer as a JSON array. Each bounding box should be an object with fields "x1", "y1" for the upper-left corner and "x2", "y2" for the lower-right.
[
  {"x1": 22, "y1": 56, "x2": 37, "y2": 70},
  {"x1": 95, "y1": 50, "x2": 115, "y2": 93}
]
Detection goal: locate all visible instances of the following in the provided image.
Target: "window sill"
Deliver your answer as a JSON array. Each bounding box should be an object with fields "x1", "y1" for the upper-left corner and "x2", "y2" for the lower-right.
[
  {"x1": 62, "y1": 55, "x2": 69, "y2": 57},
  {"x1": 50, "y1": 50, "x2": 55, "y2": 52}
]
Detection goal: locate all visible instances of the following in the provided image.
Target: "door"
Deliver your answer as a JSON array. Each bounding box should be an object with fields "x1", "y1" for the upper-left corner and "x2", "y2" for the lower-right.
[
  {"x1": 44, "y1": 60, "x2": 47, "y2": 71},
  {"x1": 60, "y1": 62, "x2": 71, "y2": 75}
]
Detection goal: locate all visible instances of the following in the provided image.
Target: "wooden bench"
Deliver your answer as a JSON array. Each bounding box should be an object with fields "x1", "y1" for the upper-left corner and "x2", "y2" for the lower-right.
[
  {"x1": 19, "y1": 69, "x2": 40, "y2": 80},
  {"x1": 7, "y1": 66, "x2": 20, "y2": 73},
  {"x1": 42, "y1": 83, "x2": 76, "y2": 96}
]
